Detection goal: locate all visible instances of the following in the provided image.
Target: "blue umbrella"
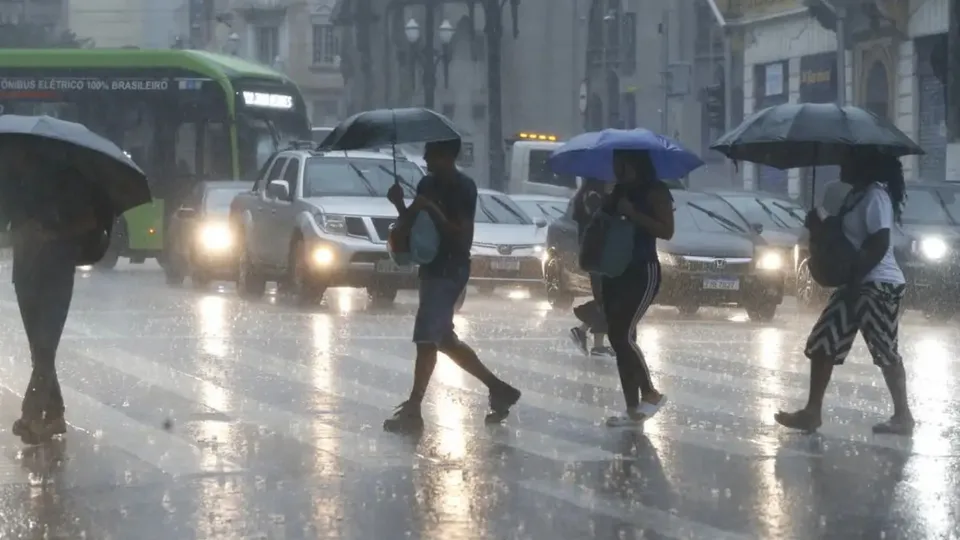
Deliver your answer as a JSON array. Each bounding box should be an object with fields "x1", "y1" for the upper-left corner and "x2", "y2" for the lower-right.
[{"x1": 548, "y1": 128, "x2": 704, "y2": 181}]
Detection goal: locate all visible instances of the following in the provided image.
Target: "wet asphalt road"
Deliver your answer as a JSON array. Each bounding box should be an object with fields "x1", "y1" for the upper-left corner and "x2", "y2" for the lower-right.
[{"x1": 0, "y1": 264, "x2": 958, "y2": 539}]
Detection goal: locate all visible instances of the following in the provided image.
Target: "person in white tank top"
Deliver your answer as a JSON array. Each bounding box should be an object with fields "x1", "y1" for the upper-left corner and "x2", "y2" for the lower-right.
[{"x1": 775, "y1": 150, "x2": 914, "y2": 437}]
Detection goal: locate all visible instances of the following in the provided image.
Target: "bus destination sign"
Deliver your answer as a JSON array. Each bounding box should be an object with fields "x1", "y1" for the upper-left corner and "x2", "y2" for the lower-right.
[
  {"x1": 0, "y1": 77, "x2": 171, "y2": 92},
  {"x1": 241, "y1": 91, "x2": 293, "y2": 109}
]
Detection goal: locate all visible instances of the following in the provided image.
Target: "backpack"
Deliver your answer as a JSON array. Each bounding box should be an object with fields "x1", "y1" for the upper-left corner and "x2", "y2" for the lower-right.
[
  {"x1": 578, "y1": 210, "x2": 635, "y2": 277},
  {"x1": 388, "y1": 210, "x2": 439, "y2": 266},
  {"x1": 807, "y1": 190, "x2": 865, "y2": 287}
]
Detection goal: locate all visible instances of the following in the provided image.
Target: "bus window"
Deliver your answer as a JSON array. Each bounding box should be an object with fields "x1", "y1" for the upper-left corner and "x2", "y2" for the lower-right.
[
  {"x1": 175, "y1": 121, "x2": 232, "y2": 180},
  {"x1": 529, "y1": 149, "x2": 576, "y2": 189}
]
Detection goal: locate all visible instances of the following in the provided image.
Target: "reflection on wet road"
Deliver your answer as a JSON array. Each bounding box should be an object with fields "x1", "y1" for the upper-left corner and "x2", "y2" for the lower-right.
[{"x1": 0, "y1": 268, "x2": 959, "y2": 539}]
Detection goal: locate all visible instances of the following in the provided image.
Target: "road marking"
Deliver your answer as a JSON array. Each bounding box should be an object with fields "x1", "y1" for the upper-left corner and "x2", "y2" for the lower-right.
[
  {"x1": 0, "y1": 352, "x2": 231, "y2": 479},
  {"x1": 518, "y1": 478, "x2": 756, "y2": 540}
]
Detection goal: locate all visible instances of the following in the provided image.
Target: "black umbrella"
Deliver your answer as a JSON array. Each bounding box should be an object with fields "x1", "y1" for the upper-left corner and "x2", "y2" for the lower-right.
[
  {"x1": 710, "y1": 103, "x2": 923, "y2": 169},
  {"x1": 0, "y1": 114, "x2": 150, "y2": 215},
  {"x1": 319, "y1": 107, "x2": 461, "y2": 151}
]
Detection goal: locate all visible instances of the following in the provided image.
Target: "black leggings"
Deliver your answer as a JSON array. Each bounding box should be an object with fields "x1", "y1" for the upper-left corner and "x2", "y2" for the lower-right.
[{"x1": 601, "y1": 261, "x2": 661, "y2": 409}]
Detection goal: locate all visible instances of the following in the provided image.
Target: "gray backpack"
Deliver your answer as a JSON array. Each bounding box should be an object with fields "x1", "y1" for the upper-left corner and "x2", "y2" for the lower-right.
[{"x1": 808, "y1": 191, "x2": 865, "y2": 287}]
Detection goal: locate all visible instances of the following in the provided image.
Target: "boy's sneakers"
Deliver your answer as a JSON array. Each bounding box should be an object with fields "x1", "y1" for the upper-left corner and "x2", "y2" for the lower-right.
[
  {"x1": 383, "y1": 401, "x2": 425, "y2": 433},
  {"x1": 568, "y1": 327, "x2": 588, "y2": 355},
  {"x1": 485, "y1": 385, "x2": 522, "y2": 424}
]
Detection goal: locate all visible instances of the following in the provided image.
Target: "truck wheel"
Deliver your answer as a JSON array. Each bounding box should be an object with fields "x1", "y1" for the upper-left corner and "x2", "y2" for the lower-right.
[
  {"x1": 368, "y1": 285, "x2": 398, "y2": 307},
  {"x1": 291, "y1": 239, "x2": 325, "y2": 306},
  {"x1": 237, "y1": 248, "x2": 266, "y2": 299},
  {"x1": 544, "y1": 259, "x2": 573, "y2": 310},
  {"x1": 746, "y1": 302, "x2": 778, "y2": 322}
]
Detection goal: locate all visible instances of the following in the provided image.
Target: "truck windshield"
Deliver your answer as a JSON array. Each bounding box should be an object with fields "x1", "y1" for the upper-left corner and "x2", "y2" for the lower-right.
[{"x1": 302, "y1": 157, "x2": 422, "y2": 197}]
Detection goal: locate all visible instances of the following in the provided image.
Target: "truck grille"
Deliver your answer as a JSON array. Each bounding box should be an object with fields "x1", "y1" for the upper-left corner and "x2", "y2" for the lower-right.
[
  {"x1": 345, "y1": 217, "x2": 369, "y2": 238},
  {"x1": 371, "y1": 217, "x2": 395, "y2": 241}
]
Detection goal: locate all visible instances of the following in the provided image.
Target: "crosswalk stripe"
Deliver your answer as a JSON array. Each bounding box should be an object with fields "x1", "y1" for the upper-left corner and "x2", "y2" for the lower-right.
[
  {"x1": 0, "y1": 352, "x2": 235, "y2": 479},
  {"x1": 335, "y1": 345, "x2": 819, "y2": 459},
  {"x1": 60, "y1": 316, "x2": 622, "y2": 465},
  {"x1": 518, "y1": 478, "x2": 756, "y2": 540}
]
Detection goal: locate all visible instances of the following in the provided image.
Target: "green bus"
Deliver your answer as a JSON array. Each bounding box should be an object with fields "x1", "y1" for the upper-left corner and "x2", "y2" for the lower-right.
[{"x1": 0, "y1": 49, "x2": 310, "y2": 267}]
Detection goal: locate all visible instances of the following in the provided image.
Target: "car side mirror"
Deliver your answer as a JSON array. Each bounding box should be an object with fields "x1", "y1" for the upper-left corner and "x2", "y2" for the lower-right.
[
  {"x1": 751, "y1": 222, "x2": 764, "y2": 234},
  {"x1": 534, "y1": 217, "x2": 548, "y2": 228},
  {"x1": 266, "y1": 180, "x2": 290, "y2": 200},
  {"x1": 176, "y1": 207, "x2": 197, "y2": 219}
]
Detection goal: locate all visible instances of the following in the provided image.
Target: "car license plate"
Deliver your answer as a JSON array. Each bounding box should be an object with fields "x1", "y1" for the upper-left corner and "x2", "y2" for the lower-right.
[
  {"x1": 375, "y1": 259, "x2": 416, "y2": 274},
  {"x1": 491, "y1": 258, "x2": 521, "y2": 271},
  {"x1": 703, "y1": 277, "x2": 739, "y2": 290}
]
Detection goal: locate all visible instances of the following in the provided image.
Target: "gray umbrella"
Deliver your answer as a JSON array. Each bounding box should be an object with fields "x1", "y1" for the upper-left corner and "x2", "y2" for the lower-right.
[
  {"x1": 318, "y1": 108, "x2": 461, "y2": 151},
  {"x1": 710, "y1": 103, "x2": 924, "y2": 169},
  {"x1": 0, "y1": 114, "x2": 150, "y2": 215}
]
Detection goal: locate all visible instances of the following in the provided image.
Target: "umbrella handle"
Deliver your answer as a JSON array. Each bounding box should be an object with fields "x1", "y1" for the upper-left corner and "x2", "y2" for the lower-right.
[{"x1": 391, "y1": 110, "x2": 399, "y2": 185}]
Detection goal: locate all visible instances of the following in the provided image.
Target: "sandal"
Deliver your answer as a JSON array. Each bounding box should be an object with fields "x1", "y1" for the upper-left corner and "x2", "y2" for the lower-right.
[{"x1": 774, "y1": 409, "x2": 822, "y2": 433}]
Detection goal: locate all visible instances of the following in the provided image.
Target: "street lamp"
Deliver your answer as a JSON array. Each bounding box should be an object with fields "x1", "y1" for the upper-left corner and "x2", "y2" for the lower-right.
[{"x1": 403, "y1": 17, "x2": 454, "y2": 108}]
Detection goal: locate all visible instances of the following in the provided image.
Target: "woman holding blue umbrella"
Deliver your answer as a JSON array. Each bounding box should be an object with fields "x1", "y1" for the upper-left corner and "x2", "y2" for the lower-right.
[{"x1": 549, "y1": 129, "x2": 703, "y2": 426}]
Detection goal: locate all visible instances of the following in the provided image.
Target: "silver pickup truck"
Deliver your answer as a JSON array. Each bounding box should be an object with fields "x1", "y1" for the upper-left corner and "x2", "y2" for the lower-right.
[{"x1": 229, "y1": 147, "x2": 424, "y2": 306}]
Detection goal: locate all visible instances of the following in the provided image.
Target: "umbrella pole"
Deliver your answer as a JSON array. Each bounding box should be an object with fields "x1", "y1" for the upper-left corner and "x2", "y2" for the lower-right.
[{"x1": 391, "y1": 109, "x2": 399, "y2": 185}]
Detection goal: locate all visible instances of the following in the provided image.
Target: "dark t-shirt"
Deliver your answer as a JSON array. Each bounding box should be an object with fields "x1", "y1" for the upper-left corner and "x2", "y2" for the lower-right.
[
  {"x1": 606, "y1": 180, "x2": 673, "y2": 265},
  {"x1": 415, "y1": 171, "x2": 477, "y2": 278}
]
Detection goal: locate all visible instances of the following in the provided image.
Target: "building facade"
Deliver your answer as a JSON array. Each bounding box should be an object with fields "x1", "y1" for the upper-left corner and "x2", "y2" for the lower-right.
[
  {"x1": 733, "y1": 0, "x2": 952, "y2": 201},
  {"x1": 331, "y1": 0, "x2": 720, "y2": 189}
]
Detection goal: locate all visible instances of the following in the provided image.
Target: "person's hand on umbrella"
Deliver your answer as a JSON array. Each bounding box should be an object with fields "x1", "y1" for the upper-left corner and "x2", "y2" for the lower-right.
[
  {"x1": 804, "y1": 209, "x2": 821, "y2": 230},
  {"x1": 386, "y1": 183, "x2": 405, "y2": 207}
]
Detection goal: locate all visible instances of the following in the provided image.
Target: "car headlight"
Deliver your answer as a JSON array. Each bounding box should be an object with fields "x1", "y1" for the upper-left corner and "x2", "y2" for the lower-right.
[
  {"x1": 533, "y1": 245, "x2": 544, "y2": 254},
  {"x1": 316, "y1": 213, "x2": 346, "y2": 235},
  {"x1": 658, "y1": 251, "x2": 677, "y2": 266},
  {"x1": 311, "y1": 245, "x2": 335, "y2": 266},
  {"x1": 917, "y1": 236, "x2": 949, "y2": 260},
  {"x1": 199, "y1": 223, "x2": 232, "y2": 251},
  {"x1": 756, "y1": 250, "x2": 783, "y2": 271}
]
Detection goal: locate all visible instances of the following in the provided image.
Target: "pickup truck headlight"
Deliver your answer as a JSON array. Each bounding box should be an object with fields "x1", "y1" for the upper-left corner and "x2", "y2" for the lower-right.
[
  {"x1": 316, "y1": 213, "x2": 346, "y2": 235},
  {"x1": 756, "y1": 250, "x2": 784, "y2": 271},
  {"x1": 916, "y1": 236, "x2": 949, "y2": 260}
]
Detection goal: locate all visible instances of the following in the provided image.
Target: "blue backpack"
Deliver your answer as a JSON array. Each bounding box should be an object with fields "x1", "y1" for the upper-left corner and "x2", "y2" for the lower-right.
[
  {"x1": 389, "y1": 210, "x2": 439, "y2": 266},
  {"x1": 578, "y1": 210, "x2": 635, "y2": 277}
]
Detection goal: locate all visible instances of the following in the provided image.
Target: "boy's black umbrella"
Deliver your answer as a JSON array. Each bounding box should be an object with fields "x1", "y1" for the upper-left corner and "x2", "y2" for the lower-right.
[
  {"x1": 0, "y1": 114, "x2": 150, "y2": 216},
  {"x1": 710, "y1": 103, "x2": 924, "y2": 169},
  {"x1": 318, "y1": 107, "x2": 461, "y2": 151}
]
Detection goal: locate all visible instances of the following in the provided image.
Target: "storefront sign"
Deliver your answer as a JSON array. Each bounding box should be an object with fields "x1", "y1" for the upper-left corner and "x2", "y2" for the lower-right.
[
  {"x1": 799, "y1": 53, "x2": 837, "y2": 104},
  {"x1": 241, "y1": 91, "x2": 293, "y2": 109},
  {"x1": 0, "y1": 77, "x2": 170, "y2": 92}
]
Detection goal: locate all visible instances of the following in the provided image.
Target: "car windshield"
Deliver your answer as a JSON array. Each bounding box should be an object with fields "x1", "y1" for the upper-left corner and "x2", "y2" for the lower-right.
[
  {"x1": 204, "y1": 188, "x2": 244, "y2": 210},
  {"x1": 902, "y1": 188, "x2": 956, "y2": 225},
  {"x1": 675, "y1": 196, "x2": 750, "y2": 234},
  {"x1": 722, "y1": 195, "x2": 804, "y2": 229},
  {"x1": 515, "y1": 200, "x2": 566, "y2": 221},
  {"x1": 303, "y1": 157, "x2": 421, "y2": 197},
  {"x1": 476, "y1": 194, "x2": 533, "y2": 224}
]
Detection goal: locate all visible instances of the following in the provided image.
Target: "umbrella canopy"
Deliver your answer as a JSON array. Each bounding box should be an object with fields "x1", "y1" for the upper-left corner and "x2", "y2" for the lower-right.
[
  {"x1": 710, "y1": 103, "x2": 923, "y2": 169},
  {"x1": 319, "y1": 108, "x2": 461, "y2": 151},
  {"x1": 0, "y1": 114, "x2": 150, "y2": 215},
  {"x1": 547, "y1": 128, "x2": 704, "y2": 181}
]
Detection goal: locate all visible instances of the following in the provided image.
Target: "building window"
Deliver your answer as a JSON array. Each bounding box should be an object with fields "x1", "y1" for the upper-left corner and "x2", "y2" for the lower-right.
[
  {"x1": 254, "y1": 26, "x2": 280, "y2": 65},
  {"x1": 312, "y1": 24, "x2": 339, "y2": 65}
]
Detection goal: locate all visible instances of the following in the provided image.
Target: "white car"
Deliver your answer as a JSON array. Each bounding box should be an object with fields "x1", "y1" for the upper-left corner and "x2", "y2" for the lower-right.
[
  {"x1": 231, "y1": 147, "x2": 424, "y2": 305},
  {"x1": 509, "y1": 193, "x2": 569, "y2": 224},
  {"x1": 468, "y1": 189, "x2": 549, "y2": 295}
]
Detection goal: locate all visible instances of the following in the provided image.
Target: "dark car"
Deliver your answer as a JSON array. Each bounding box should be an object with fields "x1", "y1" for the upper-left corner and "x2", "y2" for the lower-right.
[
  {"x1": 165, "y1": 181, "x2": 250, "y2": 287},
  {"x1": 710, "y1": 191, "x2": 806, "y2": 286},
  {"x1": 543, "y1": 190, "x2": 788, "y2": 321},
  {"x1": 794, "y1": 182, "x2": 960, "y2": 320}
]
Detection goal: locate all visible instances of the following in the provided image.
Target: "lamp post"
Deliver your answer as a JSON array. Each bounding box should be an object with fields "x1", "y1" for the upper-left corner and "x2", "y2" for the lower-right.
[{"x1": 404, "y1": 17, "x2": 454, "y2": 109}]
